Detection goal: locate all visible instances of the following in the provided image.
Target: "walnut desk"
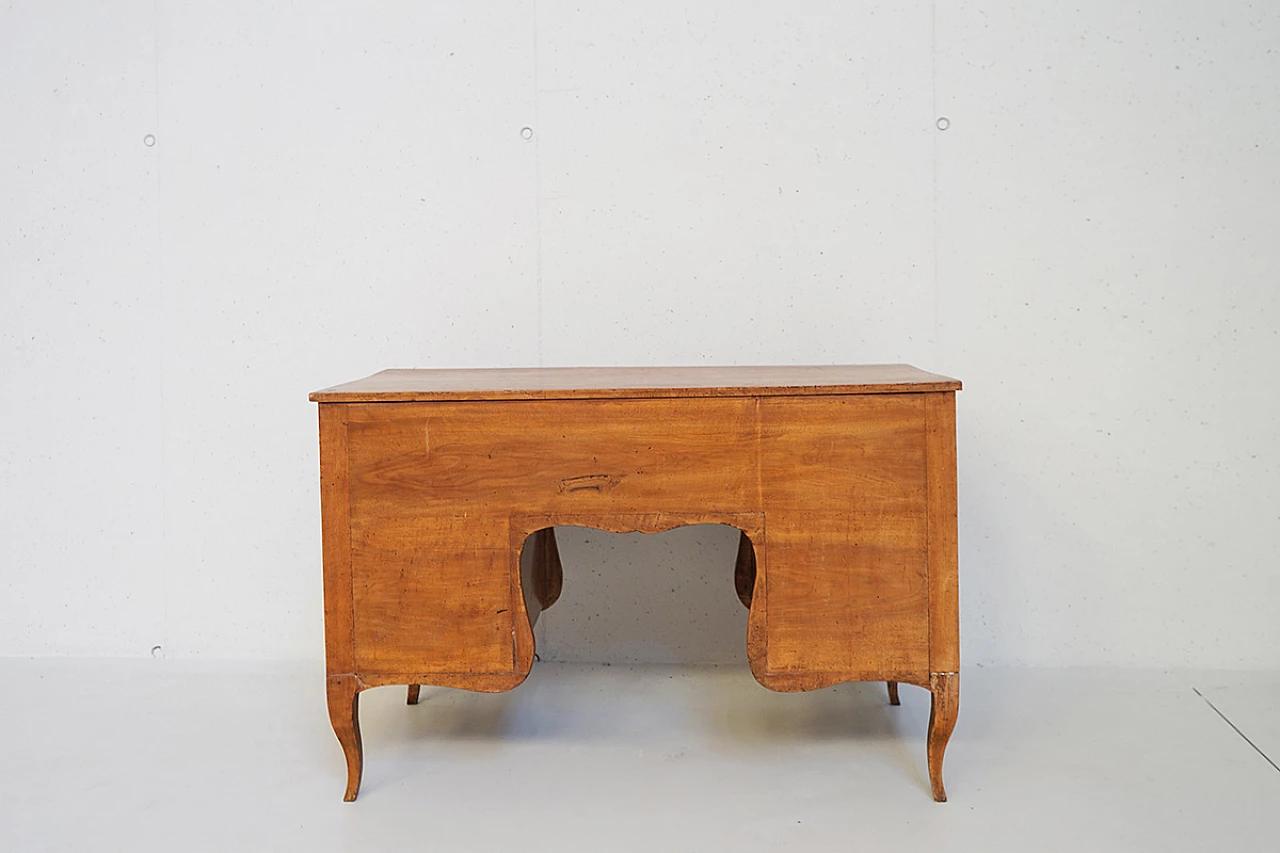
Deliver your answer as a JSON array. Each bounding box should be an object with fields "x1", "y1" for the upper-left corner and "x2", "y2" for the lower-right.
[{"x1": 310, "y1": 365, "x2": 961, "y2": 802}]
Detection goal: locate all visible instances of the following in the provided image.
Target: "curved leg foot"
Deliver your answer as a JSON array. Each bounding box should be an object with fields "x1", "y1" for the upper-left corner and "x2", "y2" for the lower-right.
[
  {"x1": 887, "y1": 681, "x2": 900, "y2": 706},
  {"x1": 927, "y1": 672, "x2": 959, "y2": 802},
  {"x1": 407, "y1": 684, "x2": 421, "y2": 705},
  {"x1": 326, "y1": 675, "x2": 363, "y2": 802}
]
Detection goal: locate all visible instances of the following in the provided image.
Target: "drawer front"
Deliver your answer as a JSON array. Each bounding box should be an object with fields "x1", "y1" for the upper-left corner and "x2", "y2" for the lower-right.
[{"x1": 345, "y1": 398, "x2": 761, "y2": 518}]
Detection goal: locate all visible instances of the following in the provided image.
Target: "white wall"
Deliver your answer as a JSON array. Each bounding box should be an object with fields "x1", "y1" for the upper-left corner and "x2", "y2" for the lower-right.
[{"x1": 2, "y1": 1, "x2": 1276, "y2": 668}]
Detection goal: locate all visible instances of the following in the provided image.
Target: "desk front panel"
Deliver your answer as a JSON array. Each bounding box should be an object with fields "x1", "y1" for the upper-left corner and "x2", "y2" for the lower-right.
[{"x1": 324, "y1": 392, "x2": 947, "y2": 689}]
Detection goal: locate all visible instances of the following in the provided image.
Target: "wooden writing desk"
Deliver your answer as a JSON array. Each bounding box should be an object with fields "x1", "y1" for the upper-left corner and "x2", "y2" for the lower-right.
[{"x1": 311, "y1": 365, "x2": 961, "y2": 802}]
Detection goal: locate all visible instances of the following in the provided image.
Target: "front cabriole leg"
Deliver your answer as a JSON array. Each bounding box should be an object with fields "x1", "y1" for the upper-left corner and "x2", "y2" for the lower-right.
[
  {"x1": 927, "y1": 672, "x2": 959, "y2": 802},
  {"x1": 326, "y1": 675, "x2": 364, "y2": 802}
]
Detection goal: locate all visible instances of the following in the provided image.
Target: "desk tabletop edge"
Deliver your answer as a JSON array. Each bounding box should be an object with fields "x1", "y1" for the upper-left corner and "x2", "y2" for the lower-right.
[{"x1": 309, "y1": 365, "x2": 962, "y2": 403}]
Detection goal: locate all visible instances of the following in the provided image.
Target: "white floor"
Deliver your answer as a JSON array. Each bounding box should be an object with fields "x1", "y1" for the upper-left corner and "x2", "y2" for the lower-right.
[{"x1": 2, "y1": 660, "x2": 1277, "y2": 852}]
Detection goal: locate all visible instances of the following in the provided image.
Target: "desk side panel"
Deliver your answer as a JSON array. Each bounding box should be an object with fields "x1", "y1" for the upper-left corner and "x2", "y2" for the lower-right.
[
  {"x1": 319, "y1": 405, "x2": 355, "y2": 676},
  {"x1": 926, "y1": 391, "x2": 960, "y2": 673}
]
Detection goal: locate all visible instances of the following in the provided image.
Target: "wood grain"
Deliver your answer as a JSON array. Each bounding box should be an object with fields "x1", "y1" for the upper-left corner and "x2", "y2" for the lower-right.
[
  {"x1": 751, "y1": 395, "x2": 930, "y2": 687},
  {"x1": 310, "y1": 364, "x2": 960, "y2": 402},
  {"x1": 350, "y1": 543, "x2": 513, "y2": 675},
  {"x1": 343, "y1": 398, "x2": 760, "y2": 683},
  {"x1": 344, "y1": 398, "x2": 761, "y2": 517},
  {"x1": 319, "y1": 406, "x2": 354, "y2": 676}
]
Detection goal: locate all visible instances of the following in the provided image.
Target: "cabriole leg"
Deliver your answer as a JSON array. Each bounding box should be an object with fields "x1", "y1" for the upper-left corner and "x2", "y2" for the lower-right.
[
  {"x1": 927, "y1": 672, "x2": 959, "y2": 802},
  {"x1": 326, "y1": 675, "x2": 364, "y2": 802},
  {"x1": 886, "y1": 681, "x2": 900, "y2": 706}
]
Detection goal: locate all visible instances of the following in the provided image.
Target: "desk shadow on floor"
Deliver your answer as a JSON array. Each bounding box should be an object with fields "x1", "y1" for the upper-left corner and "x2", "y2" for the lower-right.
[
  {"x1": 361, "y1": 665, "x2": 927, "y2": 746},
  {"x1": 352, "y1": 665, "x2": 932, "y2": 797}
]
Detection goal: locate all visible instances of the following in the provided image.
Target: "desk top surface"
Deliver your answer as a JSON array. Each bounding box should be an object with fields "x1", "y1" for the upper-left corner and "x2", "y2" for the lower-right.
[{"x1": 310, "y1": 364, "x2": 960, "y2": 403}]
